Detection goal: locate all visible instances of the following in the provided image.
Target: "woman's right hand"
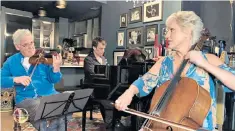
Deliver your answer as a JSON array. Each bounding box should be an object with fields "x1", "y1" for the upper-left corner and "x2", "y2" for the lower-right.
[
  {"x1": 115, "y1": 88, "x2": 136, "y2": 111},
  {"x1": 13, "y1": 76, "x2": 31, "y2": 86}
]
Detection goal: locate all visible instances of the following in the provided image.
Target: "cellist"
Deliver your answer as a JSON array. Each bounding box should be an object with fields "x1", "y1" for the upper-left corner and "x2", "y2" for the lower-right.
[{"x1": 115, "y1": 11, "x2": 235, "y2": 130}]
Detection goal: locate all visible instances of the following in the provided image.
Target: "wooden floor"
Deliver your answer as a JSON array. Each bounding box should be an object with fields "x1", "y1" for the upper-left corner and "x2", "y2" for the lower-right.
[{"x1": 0, "y1": 111, "x2": 103, "y2": 131}]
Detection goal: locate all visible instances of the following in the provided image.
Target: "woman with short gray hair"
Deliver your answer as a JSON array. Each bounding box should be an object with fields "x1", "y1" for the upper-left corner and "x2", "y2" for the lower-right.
[
  {"x1": 166, "y1": 11, "x2": 204, "y2": 45},
  {"x1": 115, "y1": 11, "x2": 235, "y2": 130}
]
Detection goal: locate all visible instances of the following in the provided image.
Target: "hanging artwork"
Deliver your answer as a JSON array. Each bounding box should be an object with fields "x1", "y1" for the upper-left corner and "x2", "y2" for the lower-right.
[
  {"x1": 129, "y1": 6, "x2": 142, "y2": 24},
  {"x1": 143, "y1": 1, "x2": 163, "y2": 23},
  {"x1": 113, "y1": 50, "x2": 125, "y2": 65},
  {"x1": 144, "y1": 46, "x2": 154, "y2": 59},
  {"x1": 145, "y1": 24, "x2": 158, "y2": 45},
  {"x1": 120, "y1": 13, "x2": 127, "y2": 28},
  {"x1": 127, "y1": 27, "x2": 143, "y2": 48},
  {"x1": 117, "y1": 30, "x2": 126, "y2": 48}
]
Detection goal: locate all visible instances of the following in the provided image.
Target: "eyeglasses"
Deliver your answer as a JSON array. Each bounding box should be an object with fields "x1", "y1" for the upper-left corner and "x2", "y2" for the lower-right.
[{"x1": 20, "y1": 42, "x2": 34, "y2": 48}]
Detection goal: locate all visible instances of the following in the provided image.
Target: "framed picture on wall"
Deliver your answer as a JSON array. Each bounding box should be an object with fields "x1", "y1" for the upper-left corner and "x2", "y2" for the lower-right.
[
  {"x1": 113, "y1": 50, "x2": 125, "y2": 65},
  {"x1": 143, "y1": 1, "x2": 163, "y2": 23},
  {"x1": 127, "y1": 27, "x2": 143, "y2": 48},
  {"x1": 144, "y1": 46, "x2": 154, "y2": 59},
  {"x1": 117, "y1": 30, "x2": 126, "y2": 48},
  {"x1": 145, "y1": 24, "x2": 158, "y2": 46},
  {"x1": 129, "y1": 6, "x2": 142, "y2": 24},
  {"x1": 120, "y1": 13, "x2": 127, "y2": 28}
]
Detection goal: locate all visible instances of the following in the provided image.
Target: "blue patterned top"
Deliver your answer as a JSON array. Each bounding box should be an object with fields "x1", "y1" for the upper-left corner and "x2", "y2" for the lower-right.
[{"x1": 132, "y1": 53, "x2": 235, "y2": 130}]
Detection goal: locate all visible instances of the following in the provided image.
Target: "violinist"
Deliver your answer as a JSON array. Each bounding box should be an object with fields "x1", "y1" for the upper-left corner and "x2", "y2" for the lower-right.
[
  {"x1": 115, "y1": 11, "x2": 235, "y2": 130},
  {"x1": 1, "y1": 29, "x2": 64, "y2": 131}
]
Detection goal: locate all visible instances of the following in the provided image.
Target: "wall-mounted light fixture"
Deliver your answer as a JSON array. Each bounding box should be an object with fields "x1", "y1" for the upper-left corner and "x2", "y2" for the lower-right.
[{"x1": 56, "y1": 0, "x2": 67, "y2": 9}]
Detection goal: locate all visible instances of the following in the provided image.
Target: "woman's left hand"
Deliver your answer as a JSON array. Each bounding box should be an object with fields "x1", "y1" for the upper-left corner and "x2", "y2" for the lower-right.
[
  {"x1": 52, "y1": 53, "x2": 62, "y2": 72},
  {"x1": 185, "y1": 51, "x2": 209, "y2": 68}
]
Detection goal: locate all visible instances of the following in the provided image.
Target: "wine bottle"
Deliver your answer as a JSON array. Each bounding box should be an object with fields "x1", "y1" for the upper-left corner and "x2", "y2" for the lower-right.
[{"x1": 154, "y1": 34, "x2": 162, "y2": 58}]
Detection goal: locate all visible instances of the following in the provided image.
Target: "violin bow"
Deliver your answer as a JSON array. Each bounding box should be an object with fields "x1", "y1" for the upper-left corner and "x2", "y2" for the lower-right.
[
  {"x1": 23, "y1": 49, "x2": 45, "y2": 90},
  {"x1": 29, "y1": 49, "x2": 45, "y2": 78}
]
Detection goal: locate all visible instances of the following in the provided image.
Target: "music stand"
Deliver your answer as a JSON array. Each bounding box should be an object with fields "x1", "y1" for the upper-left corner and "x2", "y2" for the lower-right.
[
  {"x1": 34, "y1": 89, "x2": 94, "y2": 131},
  {"x1": 67, "y1": 89, "x2": 93, "y2": 113},
  {"x1": 67, "y1": 89, "x2": 94, "y2": 131}
]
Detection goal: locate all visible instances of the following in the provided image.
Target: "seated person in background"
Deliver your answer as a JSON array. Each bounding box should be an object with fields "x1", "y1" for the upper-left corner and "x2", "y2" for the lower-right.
[
  {"x1": 115, "y1": 11, "x2": 235, "y2": 131},
  {"x1": 84, "y1": 37, "x2": 107, "y2": 83},
  {"x1": 1, "y1": 29, "x2": 64, "y2": 131},
  {"x1": 83, "y1": 37, "x2": 110, "y2": 123}
]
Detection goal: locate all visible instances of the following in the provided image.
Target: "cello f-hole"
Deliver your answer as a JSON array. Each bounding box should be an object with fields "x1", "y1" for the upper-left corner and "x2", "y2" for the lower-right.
[{"x1": 166, "y1": 126, "x2": 173, "y2": 131}]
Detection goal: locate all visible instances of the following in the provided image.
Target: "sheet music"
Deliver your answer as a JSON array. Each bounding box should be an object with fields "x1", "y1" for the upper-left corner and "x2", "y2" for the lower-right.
[
  {"x1": 67, "y1": 89, "x2": 93, "y2": 113},
  {"x1": 34, "y1": 93, "x2": 71, "y2": 121}
]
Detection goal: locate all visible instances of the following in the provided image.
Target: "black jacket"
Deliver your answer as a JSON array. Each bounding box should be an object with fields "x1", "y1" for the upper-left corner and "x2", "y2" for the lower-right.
[{"x1": 84, "y1": 52, "x2": 107, "y2": 83}]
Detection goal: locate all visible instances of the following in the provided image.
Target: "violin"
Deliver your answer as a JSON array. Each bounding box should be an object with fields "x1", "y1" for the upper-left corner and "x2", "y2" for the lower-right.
[
  {"x1": 29, "y1": 48, "x2": 60, "y2": 65},
  {"x1": 28, "y1": 48, "x2": 60, "y2": 78}
]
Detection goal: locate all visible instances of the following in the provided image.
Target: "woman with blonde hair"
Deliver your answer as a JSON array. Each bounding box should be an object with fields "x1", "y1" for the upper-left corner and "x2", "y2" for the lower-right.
[{"x1": 115, "y1": 11, "x2": 235, "y2": 130}]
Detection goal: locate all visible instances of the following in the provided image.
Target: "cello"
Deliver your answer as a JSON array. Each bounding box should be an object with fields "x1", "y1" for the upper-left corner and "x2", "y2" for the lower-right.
[{"x1": 113, "y1": 30, "x2": 211, "y2": 131}]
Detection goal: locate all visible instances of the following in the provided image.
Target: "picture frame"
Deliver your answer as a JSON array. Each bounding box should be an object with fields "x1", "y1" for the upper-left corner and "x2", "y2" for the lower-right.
[
  {"x1": 117, "y1": 30, "x2": 126, "y2": 48},
  {"x1": 113, "y1": 50, "x2": 125, "y2": 66},
  {"x1": 143, "y1": 1, "x2": 163, "y2": 23},
  {"x1": 127, "y1": 27, "x2": 143, "y2": 48},
  {"x1": 129, "y1": 6, "x2": 142, "y2": 24},
  {"x1": 144, "y1": 46, "x2": 154, "y2": 59},
  {"x1": 145, "y1": 24, "x2": 158, "y2": 46},
  {"x1": 120, "y1": 13, "x2": 127, "y2": 28}
]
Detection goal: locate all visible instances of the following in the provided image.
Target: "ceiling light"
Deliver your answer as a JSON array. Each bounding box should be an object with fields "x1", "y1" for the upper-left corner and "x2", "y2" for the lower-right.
[
  {"x1": 38, "y1": 7, "x2": 46, "y2": 17},
  {"x1": 56, "y1": 0, "x2": 67, "y2": 9}
]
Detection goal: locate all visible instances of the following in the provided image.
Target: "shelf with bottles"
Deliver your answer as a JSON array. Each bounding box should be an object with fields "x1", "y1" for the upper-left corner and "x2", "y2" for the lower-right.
[
  {"x1": 32, "y1": 19, "x2": 54, "y2": 49},
  {"x1": 33, "y1": 30, "x2": 40, "y2": 38},
  {"x1": 228, "y1": 52, "x2": 235, "y2": 68},
  {"x1": 42, "y1": 21, "x2": 52, "y2": 29},
  {"x1": 42, "y1": 37, "x2": 51, "y2": 48},
  {"x1": 58, "y1": 41, "x2": 91, "y2": 67},
  {"x1": 32, "y1": 20, "x2": 41, "y2": 29},
  {"x1": 61, "y1": 50, "x2": 88, "y2": 68},
  {"x1": 43, "y1": 28, "x2": 53, "y2": 36},
  {"x1": 33, "y1": 28, "x2": 40, "y2": 31}
]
